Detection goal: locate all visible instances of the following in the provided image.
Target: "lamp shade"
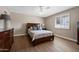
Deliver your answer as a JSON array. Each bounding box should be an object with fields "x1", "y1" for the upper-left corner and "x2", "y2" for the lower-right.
[{"x1": 0, "y1": 14, "x2": 11, "y2": 20}]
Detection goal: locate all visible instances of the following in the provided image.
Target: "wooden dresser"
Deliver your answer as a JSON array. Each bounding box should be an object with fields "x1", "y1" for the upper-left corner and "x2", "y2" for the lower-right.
[{"x1": 0, "y1": 28, "x2": 14, "y2": 51}]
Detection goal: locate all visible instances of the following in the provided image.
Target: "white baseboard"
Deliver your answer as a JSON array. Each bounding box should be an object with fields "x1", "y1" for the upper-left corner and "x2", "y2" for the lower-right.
[
  {"x1": 14, "y1": 34, "x2": 25, "y2": 36},
  {"x1": 55, "y1": 34, "x2": 77, "y2": 42},
  {"x1": 14, "y1": 34, "x2": 77, "y2": 42}
]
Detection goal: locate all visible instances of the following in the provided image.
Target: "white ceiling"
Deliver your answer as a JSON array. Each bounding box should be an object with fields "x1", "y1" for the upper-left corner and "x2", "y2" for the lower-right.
[{"x1": 5, "y1": 6, "x2": 76, "y2": 17}]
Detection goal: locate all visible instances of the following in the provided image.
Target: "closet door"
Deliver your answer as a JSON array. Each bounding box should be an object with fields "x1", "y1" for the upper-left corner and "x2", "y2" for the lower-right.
[
  {"x1": 77, "y1": 28, "x2": 79, "y2": 44},
  {"x1": 77, "y1": 22, "x2": 79, "y2": 44}
]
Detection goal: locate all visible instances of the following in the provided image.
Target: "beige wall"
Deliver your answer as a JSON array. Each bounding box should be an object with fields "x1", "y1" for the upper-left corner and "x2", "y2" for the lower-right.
[
  {"x1": 0, "y1": 7, "x2": 44, "y2": 36},
  {"x1": 10, "y1": 12, "x2": 44, "y2": 36},
  {"x1": 44, "y1": 7, "x2": 79, "y2": 40}
]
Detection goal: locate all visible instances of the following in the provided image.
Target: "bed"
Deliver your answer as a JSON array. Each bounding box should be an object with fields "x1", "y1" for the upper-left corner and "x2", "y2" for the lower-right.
[{"x1": 26, "y1": 23, "x2": 54, "y2": 45}]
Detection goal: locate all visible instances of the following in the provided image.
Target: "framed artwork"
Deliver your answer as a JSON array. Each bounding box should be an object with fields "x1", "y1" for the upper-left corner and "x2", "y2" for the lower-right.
[{"x1": 55, "y1": 13, "x2": 70, "y2": 29}]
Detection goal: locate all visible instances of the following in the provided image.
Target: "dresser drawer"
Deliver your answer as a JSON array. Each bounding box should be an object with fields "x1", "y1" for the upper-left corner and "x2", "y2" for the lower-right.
[
  {"x1": 0, "y1": 28, "x2": 14, "y2": 51},
  {"x1": 0, "y1": 32, "x2": 4, "y2": 39},
  {"x1": 0, "y1": 39, "x2": 6, "y2": 49}
]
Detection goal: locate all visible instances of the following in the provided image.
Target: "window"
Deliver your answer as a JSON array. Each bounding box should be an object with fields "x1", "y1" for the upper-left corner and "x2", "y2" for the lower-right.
[{"x1": 55, "y1": 13, "x2": 70, "y2": 29}]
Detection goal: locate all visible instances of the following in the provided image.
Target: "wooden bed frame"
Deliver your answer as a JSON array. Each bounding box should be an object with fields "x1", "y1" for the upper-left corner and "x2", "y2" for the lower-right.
[{"x1": 26, "y1": 23, "x2": 54, "y2": 46}]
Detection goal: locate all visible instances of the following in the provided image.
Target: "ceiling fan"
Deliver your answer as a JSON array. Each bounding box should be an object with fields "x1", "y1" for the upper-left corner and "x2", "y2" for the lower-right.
[
  {"x1": 39, "y1": 6, "x2": 50, "y2": 14},
  {"x1": 39, "y1": 6, "x2": 50, "y2": 12}
]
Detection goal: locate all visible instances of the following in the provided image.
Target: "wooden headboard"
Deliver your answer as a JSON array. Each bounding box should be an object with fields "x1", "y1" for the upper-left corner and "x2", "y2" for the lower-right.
[{"x1": 26, "y1": 23, "x2": 40, "y2": 33}]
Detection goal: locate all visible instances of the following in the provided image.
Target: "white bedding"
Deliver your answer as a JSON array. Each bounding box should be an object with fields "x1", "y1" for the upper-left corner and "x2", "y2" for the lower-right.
[{"x1": 28, "y1": 30, "x2": 53, "y2": 41}]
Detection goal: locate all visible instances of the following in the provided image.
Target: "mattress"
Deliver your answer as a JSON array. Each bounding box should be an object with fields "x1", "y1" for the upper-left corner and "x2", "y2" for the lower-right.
[{"x1": 28, "y1": 30, "x2": 53, "y2": 41}]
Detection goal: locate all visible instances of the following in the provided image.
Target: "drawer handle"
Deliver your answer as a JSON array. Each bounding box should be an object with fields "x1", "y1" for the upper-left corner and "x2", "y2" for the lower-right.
[{"x1": 4, "y1": 32, "x2": 8, "y2": 34}]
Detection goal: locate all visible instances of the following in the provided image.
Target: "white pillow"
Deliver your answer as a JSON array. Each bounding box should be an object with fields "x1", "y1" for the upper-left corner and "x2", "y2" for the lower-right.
[
  {"x1": 37, "y1": 25, "x2": 42, "y2": 30},
  {"x1": 28, "y1": 27, "x2": 33, "y2": 31}
]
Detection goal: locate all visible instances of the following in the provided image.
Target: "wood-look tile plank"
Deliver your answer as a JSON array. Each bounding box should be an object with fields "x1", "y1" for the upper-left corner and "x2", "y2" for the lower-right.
[{"x1": 11, "y1": 36, "x2": 79, "y2": 52}]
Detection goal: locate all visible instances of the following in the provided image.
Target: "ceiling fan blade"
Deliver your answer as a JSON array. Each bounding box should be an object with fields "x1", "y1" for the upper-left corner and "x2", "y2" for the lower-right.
[{"x1": 39, "y1": 6, "x2": 43, "y2": 12}]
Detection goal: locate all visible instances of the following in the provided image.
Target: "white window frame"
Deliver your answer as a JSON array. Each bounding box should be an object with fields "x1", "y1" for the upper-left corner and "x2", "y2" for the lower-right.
[{"x1": 55, "y1": 13, "x2": 70, "y2": 29}]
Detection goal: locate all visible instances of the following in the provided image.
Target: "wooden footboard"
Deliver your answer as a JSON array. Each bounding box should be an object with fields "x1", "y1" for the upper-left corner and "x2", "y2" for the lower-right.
[
  {"x1": 27, "y1": 34, "x2": 54, "y2": 46},
  {"x1": 32, "y1": 35, "x2": 54, "y2": 46}
]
